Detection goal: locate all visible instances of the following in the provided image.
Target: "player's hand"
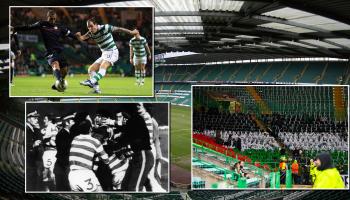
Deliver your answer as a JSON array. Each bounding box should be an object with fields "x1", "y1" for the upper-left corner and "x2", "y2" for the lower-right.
[
  {"x1": 131, "y1": 29, "x2": 139, "y2": 35},
  {"x1": 148, "y1": 55, "x2": 151, "y2": 61},
  {"x1": 75, "y1": 32, "x2": 83, "y2": 41},
  {"x1": 130, "y1": 58, "x2": 133, "y2": 65},
  {"x1": 102, "y1": 118, "x2": 115, "y2": 126},
  {"x1": 33, "y1": 140, "x2": 41, "y2": 147}
]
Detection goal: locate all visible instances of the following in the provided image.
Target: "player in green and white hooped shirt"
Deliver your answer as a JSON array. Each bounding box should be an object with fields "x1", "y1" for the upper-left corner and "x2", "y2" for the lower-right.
[
  {"x1": 129, "y1": 32, "x2": 151, "y2": 86},
  {"x1": 76, "y1": 18, "x2": 138, "y2": 93}
]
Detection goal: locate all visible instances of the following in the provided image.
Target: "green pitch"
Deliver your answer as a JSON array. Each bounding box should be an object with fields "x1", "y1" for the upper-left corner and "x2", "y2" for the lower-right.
[
  {"x1": 171, "y1": 105, "x2": 191, "y2": 171},
  {"x1": 11, "y1": 75, "x2": 153, "y2": 97}
]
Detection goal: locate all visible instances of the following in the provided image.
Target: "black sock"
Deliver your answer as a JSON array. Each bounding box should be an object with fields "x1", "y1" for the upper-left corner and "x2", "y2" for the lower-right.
[{"x1": 53, "y1": 69, "x2": 61, "y2": 81}]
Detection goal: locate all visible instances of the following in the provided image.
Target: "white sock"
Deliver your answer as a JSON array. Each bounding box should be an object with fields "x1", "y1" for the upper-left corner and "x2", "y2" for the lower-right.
[
  {"x1": 135, "y1": 70, "x2": 141, "y2": 83},
  {"x1": 90, "y1": 71, "x2": 97, "y2": 79},
  {"x1": 142, "y1": 70, "x2": 146, "y2": 82},
  {"x1": 91, "y1": 68, "x2": 106, "y2": 84}
]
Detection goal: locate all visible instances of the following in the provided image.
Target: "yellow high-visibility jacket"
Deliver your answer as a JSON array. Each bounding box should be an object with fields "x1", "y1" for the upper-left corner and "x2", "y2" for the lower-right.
[
  {"x1": 313, "y1": 168, "x2": 345, "y2": 189},
  {"x1": 309, "y1": 162, "x2": 319, "y2": 182}
]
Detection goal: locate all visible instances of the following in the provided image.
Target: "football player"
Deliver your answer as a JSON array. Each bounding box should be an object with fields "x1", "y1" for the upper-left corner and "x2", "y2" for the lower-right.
[
  {"x1": 41, "y1": 114, "x2": 58, "y2": 191},
  {"x1": 69, "y1": 118, "x2": 110, "y2": 192},
  {"x1": 12, "y1": 10, "x2": 79, "y2": 92},
  {"x1": 129, "y1": 32, "x2": 151, "y2": 86},
  {"x1": 76, "y1": 18, "x2": 139, "y2": 94}
]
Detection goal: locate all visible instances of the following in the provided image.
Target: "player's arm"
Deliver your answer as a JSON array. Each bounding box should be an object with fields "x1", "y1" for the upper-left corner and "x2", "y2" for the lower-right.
[
  {"x1": 129, "y1": 42, "x2": 134, "y2": 65},
  {"x1": 75, "y1": 31, "x2": 91, "y2": 41},
  {"x1": 112, "y1": 26, "x2": 138, "y2": 35},
  {"x1": 13, "y1": 21, "x2": 42, "y2": 32},
  {"x1": 62, "y1": 26, "x2": 80, "y2": 40},
  {"x1": 144, "y1": 41, "x2": 151, "y2": 61},
  {"x1": 96, "y1": 142, "x2": 110, "y2": 164}
]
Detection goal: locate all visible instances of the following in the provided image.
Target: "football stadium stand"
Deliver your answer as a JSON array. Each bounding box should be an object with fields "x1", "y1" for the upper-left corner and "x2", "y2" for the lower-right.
[{"x1": 192, "y1": 85, "x2": 348, "y2": 189}]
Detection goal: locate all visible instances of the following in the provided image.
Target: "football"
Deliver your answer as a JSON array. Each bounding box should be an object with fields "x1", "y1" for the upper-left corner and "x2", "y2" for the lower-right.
[{"x1": 55, "y1": 80, "x2": 68, "y2": 92}]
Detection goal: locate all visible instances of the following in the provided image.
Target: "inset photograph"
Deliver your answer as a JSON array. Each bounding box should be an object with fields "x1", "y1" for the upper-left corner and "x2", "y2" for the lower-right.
[
  {"x1": 192, "y1": 85, "x2": 348, "y2": 189},
  {"x1": 10, "y1": 6, "x2": 154, "y2": 97},
  {"x1": 25, "y1": 102, "x2": 168, "y2": 192}
]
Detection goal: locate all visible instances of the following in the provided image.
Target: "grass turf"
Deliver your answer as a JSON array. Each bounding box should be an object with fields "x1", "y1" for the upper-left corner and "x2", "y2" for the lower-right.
[
  {"x1": 11, "y1": 75, "x2": 153, "y2": 97},
  {"x1": 171, "y1": 105, "x2": 191, "y2": 171}
]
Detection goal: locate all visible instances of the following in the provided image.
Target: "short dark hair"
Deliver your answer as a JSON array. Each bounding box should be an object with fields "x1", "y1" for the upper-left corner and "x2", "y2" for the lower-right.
[
  {"x1": 44, "y1": 114, "x2": 54, "y2": 122},
  {"x1": 87, "y1": 17, "x2": 98, "y2": 25},
  {"x1": 78, "y1": 119, "x2": 92, "y2": 135},
  {"x1": 47, "y1": 10, "x2": 56, "y2": 17}
]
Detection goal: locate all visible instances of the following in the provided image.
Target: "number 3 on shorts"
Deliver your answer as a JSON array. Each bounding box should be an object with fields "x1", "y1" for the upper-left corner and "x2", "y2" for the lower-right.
[{"x1": 84, "y1": 178, "x2": 94, "y2": 191}]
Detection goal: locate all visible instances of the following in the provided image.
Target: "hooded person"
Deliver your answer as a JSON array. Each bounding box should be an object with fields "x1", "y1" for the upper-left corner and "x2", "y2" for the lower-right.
[{"x1": 313, "y1": 152, "x2": 345, "y2": 189}]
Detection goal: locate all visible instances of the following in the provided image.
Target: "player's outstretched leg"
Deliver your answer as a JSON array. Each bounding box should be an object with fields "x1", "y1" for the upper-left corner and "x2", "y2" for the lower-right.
[
  {"x1": 80, "y1": 61, "x2": 111, "y2": 93},
  {"x1": 86, "y1": 63, "x2": 101, "y2": 94}
]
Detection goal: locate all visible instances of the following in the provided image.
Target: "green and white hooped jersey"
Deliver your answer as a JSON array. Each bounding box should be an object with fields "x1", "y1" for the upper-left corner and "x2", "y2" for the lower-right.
[
  {"x1": 89, "y1": 24, "x2": 117, "y2": 51},
  {"x1": 129, "y1": 36, "x2": 148, "y2": 58}
]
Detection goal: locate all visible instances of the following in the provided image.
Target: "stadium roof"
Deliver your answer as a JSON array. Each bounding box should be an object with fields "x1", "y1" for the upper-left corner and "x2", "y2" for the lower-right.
[{"x1": 5, "y1": 0, "x2": 350, "y2": 62}]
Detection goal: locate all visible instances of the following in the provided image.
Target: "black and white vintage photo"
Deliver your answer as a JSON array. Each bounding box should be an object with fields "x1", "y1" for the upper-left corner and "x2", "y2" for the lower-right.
[{"x1": 25, "y1": 102, "x2": 169, "y2": 193}]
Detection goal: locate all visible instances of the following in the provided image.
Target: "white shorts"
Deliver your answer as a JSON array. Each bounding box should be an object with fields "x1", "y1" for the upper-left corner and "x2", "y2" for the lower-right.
[
  {"x1": 42, "y1": 149, "x2": 57, "y2": 169},
  {"x1": 10, "y1": 51, "x2": 16, "y2": 60},
  {"x1": 68, "y1": 169, "x2": 102, "y2": 192},
  {"x1": 133, "y1": 56, "x2": 147, "y2": 65},
  {"x1": 94, "y1": 48, "x2": 119, "y2": 65}
]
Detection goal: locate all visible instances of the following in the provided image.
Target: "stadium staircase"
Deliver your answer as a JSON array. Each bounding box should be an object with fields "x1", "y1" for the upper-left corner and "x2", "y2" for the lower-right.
[
  {"x1": 294, "y1": 63, "x2": 309, "y2": 83},
  {"x1": 315, "y1": 63, "x2": 328, "y2": 84},
  {"x1": 244, "y1": 63, "x2": 258, "y2": 82},
  {"x1": 183, "y1": 67, "x2": 201, "y2": 81},
  {"x1": 251, "y1": 116, "x2": 268, "y2": 133},
  {"x1": 256, "y1": 63, "x2": 273, "y2": 82},
  {"x1": 332, "y1": 86, "x2": 347, "y2": 121},
  {"x1": 345, "y1": 64, "x2": 350, "y2": 84},
  {"x1": 245, "y1": 86, "x2": 271, "y2": 115},
  {"x1": 214, "y1": 66, "x2": 225, "y2": 81},
  {"x1": 273, "y1": 62, "x2": 290, "y2": 82}
]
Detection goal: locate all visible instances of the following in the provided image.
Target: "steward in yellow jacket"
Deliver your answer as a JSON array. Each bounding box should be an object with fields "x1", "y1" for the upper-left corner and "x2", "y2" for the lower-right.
[
  {"x1": 313, "y1": 152, "x2": 345, "y2": 189},
  {"x1": 309, "y1": 159, "x2": 318, "y2": 184}
]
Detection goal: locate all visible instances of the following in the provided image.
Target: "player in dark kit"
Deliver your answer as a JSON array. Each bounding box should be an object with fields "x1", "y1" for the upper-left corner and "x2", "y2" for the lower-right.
[
  {"x1": 105, "y1": 104, "x2": 154, "y2": 191},
  {"x1": 12, "y1": 10, "x2": 78, "y2": 92}
]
